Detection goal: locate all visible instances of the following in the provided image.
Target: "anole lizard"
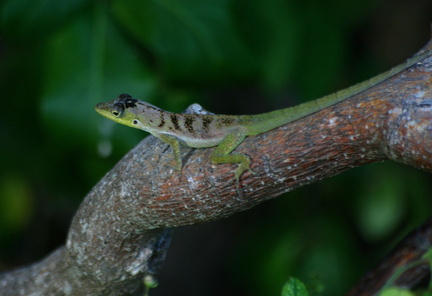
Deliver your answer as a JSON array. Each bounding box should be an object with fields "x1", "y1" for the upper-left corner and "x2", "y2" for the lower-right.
[{"x1": 95, "y1": 50, "x2": 429, "y2": 179}]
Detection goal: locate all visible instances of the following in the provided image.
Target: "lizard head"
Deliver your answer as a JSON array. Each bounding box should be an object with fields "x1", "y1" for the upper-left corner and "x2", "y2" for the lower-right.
[{"x1": 95, "y1": 94, "x2": 142, "y2": 129}]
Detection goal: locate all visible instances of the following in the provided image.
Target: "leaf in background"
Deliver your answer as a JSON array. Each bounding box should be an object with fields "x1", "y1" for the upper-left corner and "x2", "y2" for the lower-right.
[
  {"x1": 0, "y1": 173, "x2": 33, "y2": 234},
  {"x1": 40, "y1": 4, "x2": 154, "y2": 151},
  {"x1": 281, "y1": 277, "x2": 309, "y2": 296},
  {"x1": 112, "y1": 0, "x2": 257, "y2": 85},
  {"x1": 355, "y1": 167, "x2": 406, "y2": 241},
  {"x1": 232, "y1": 0, "x2": 301, "y2": 91},
  {"x1": 423, "y1": 248, "x2": 432, "y2": 271},
  {"x1": 378, "y1": 287, "x2": 415, "y2": 296},
  {"x1": 0, "y1": 0, "x2": 87, "y2": 40},
  {"x1": 282, "y1": 0, "x2": 375, "y2": 101}
]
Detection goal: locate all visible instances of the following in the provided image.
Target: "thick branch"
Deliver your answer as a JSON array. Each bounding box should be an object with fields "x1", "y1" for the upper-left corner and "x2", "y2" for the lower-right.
[{"x1": 1, "y1": 41, "x2": 432, "y2": 295}]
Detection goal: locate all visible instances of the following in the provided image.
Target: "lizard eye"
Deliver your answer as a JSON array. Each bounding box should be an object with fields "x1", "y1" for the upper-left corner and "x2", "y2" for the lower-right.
[{"x1": 111, "y1": 104, "x2": 124, "y2": 118}]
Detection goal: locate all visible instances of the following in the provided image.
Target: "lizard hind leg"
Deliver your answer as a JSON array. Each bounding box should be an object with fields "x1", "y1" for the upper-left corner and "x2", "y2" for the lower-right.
[{"x1": 210, "y1": 131, "x2": 251, "y2": 180}]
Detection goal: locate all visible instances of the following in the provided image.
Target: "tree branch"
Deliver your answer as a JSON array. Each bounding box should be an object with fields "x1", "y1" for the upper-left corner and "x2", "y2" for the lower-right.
[
  {"x1": 346, "y1": 217, "x2": 432, "y2": 296},
  {"x1": 1, "y1": 40, "x2": 432, "y2": 295}
]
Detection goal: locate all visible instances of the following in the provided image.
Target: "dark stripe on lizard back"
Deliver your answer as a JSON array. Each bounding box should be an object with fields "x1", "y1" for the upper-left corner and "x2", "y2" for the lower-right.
[
  {"x1": 170, "y1": 114, "x2": 181, "y2": 131},
  {"x1": 184, "y1": 116, "x2": 195, "y2": 133},
  {"x1": 157, "y1": 111, "x2": 165, "y2": 128},
  {"x1": 216, "y1": 116, "x2": 235, "y2": 126},
  {"x1": 202, "y1": 116, "x2": 213, "y2": 133}
]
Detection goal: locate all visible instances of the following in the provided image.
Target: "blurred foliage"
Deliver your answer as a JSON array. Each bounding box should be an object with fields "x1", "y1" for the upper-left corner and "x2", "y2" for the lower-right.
[
  {"x1": 379, "y1": 289, "x2": 415, "y2": 296},
  {"x1": 282, "y1": 277, "x2": 309, "y2": 296},
  {"x1": 285, "y1": 264, "x2": 432, "y2": 296},
  {"x1": 0, "y1": 0, "x2": 432, "y2": 295}
]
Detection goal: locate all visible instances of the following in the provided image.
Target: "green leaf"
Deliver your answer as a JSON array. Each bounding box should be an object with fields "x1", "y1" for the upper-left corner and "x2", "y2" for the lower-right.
[
  {"x1": 423, "y1": 247, "x2": 432, "y2": 265},
  {"x1": 281, "y1": 277, "x2": 309, "y2": 296},
  {"x1": 232, "y1": 0, "x2": 301, "y2": 90},
  {"x1": 1, "y1": 0, "x2": 87, "y2": 40},
  {"x1": 40, "y1": 3, "x2": 154, "y2": 150},
  {"x1": 422, "y1": 248, "x2": 432, "y2": 289},
  {"x1": 0, "y1": 173, "x2": 33, "y2": 232},
  {"x1": 355, "y1": 167, "x2": 406, "y2": 241},
  {"x1": 379, "y1": 287, "x2": 415, "y2": 296},
  {"x1": 112, "y1": 0, "x2": 257, "y2": 85}
]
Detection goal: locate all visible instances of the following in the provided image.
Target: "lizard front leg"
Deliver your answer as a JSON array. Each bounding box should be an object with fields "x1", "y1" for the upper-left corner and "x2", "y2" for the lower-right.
[
  {"x1": 154, "y1": 104, "x2": 213, "y2": 174},
  {"x1": 210, "y1": 131, "x2": 251, "y2": 180},
  {"x1": 156, "y1": 134, "x2": 182, "y2": 172}
]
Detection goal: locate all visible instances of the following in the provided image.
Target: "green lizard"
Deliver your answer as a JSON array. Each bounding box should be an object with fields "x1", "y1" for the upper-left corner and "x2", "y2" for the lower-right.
[{"x1": 95, "y1": 50, "x2": 429, "y2": 179}]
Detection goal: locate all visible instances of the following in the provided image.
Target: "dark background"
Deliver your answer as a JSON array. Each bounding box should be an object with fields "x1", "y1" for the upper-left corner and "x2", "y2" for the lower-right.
[{"x1": 1, "y1": 0, "x2": 432, "y2": 295}]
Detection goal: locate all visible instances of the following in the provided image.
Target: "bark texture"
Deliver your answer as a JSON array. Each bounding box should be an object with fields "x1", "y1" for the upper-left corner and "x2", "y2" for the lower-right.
[{"x1": 1, "y1": 41, "x2": 432, "y2": 295}]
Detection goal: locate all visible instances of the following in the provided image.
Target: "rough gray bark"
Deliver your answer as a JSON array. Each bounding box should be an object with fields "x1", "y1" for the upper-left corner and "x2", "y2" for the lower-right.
[{"x1": 1, "y1": 40, "x2": 432, "y2": 295}]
